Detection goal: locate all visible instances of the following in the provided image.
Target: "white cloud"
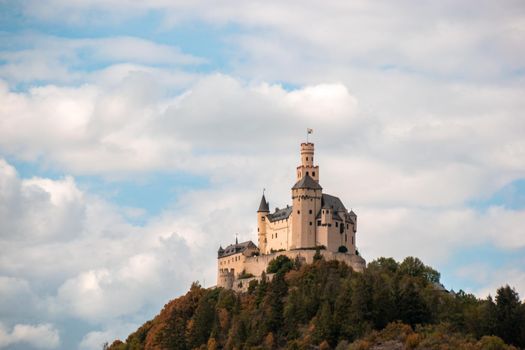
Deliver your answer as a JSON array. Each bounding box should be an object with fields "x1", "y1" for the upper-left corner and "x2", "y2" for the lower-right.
[
  {"x1": 0, "y1": 323, "x2": 59, "y2": 349},
  {"x1": 0, "y1": 160, "x2": 85, "y2": 242},
  {"x1": 0, "y1": 157, "x2": 215, "y2": 335},
  {"x1": 459, "y1": 265, "x2": 525, "y2": 299},
  {"x1": 359, "y1": 206, "x2": 525, "y2": 265},
  {"x1": 0, "y1": 34, "x2": 203, "y2": 84},
  {"x1": 1, "y1": 1, "x2": 525, "y2": 348}
]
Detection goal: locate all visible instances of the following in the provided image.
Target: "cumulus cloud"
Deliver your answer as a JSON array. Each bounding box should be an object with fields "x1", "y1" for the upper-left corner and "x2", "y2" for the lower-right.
[
  {"x1": 0, "y1": 323, "x2": 59, "y2": 349},
  {"x1": 1, "y1": 1, "x2": 525, "y2": 348},
  {"x1": 0, "y1": 158, "x2": 218, "y2": 346}
]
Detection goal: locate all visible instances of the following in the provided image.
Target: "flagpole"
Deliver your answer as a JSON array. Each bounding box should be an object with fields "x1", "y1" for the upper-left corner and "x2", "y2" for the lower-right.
[{"x1": 306, "y1": 128, "x2": 313, "y2": 143}]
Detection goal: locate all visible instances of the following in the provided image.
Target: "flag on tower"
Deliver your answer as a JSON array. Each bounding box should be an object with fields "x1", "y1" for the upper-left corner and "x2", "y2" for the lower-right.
[{"x1": 307, "y1": 128, "x2": 313, "y2": 134}]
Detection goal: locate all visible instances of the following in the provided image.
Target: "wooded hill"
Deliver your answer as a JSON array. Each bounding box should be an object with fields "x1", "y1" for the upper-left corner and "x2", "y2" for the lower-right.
[{"x1": 107, "y1": 255, "x2": 525, "y2": 349}]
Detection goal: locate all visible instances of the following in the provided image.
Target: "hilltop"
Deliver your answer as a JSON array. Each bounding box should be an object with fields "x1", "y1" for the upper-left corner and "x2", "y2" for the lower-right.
[{"x1": 107, "y1": 256, "x2": 525, "y2": 349}]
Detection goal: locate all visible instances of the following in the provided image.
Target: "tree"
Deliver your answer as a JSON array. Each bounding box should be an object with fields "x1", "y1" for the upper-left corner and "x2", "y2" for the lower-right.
[
  {"x1": 397, "y1": 278, "x2": 431, "y2": 327},
  {"x1": 399, "y1": 257, "x2": 440, "y2": 284},
  {"x1": 338, "y1": 245, "x2": 348, "y2": 253},
  {"x1": 495, "y1": 285, "x2": 524, "y2": 347},
  {"x1": 267, "y1": 255, "x2": 294, "y2": 274},
  {"x1": 188, "y1": 293, "x2": 216, "y2": 348},
  {"x1": 265, "y1": 272, "x2": 288, "y2": 333},
  {"x1": 313, "y1": 301, "x2": 337, "y2": 346}
]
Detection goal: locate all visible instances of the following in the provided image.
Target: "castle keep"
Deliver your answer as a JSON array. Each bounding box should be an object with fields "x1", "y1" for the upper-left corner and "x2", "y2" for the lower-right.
[{"x1": 217, "y1": 141, "x2": 366, "y2": 290}]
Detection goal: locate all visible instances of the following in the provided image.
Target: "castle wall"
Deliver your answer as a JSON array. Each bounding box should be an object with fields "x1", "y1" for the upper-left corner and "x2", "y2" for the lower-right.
[
  {"x1": 217, "y1": 246, "x2": 258, "y2": 282},
  {"x1": 218, "y1": 250, "x2": 366, "y2": 290},
  {"x1": 265, "y1": 217, "x2": 292, "y2": 253},
  {"x1": 239, "y1": 249, "x2": 365, "y2": 278}
]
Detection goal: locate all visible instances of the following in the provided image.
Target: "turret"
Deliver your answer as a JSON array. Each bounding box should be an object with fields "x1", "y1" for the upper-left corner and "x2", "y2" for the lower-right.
[
  {"x1": 296, "y1": 143, "x2": 319, "y2": 182},
  {"x1": 257, "y1": 194, "x2": 269, "y2": 254},
  {"x1": 349, "y1": 210, "x2": 357, "y2": 232},
  {"x1": 321, "y1": 205, "x2": 333, "y2": 226}
]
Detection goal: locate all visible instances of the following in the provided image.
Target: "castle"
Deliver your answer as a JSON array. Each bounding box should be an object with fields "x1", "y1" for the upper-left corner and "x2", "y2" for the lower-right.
[{"x1": 217, "y1": 141, "x2": 366, "y2": 290}]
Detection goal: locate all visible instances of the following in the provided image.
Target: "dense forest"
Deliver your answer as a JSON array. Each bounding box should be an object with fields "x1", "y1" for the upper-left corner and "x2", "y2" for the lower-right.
[{"x1": 107, "y1": 255, "x2": 525, "y2": 349}]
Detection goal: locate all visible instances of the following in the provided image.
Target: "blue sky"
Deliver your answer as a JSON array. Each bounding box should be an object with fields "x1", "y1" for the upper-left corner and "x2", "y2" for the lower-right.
[{"x1": 1, "y1": 1, "x2": 525, "y2": 349}]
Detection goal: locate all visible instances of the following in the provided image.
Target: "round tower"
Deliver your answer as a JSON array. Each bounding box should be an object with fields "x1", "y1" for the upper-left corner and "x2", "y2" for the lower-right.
[
  {"x1": 257, "y1": 193, "x2": 269, "y2": 254},
  {"x1": 296, "y1": 143, "x2": 319, "y2": 182},
  {"x1": 291, "y1": 142, "x2": 322, "y2": 249}
]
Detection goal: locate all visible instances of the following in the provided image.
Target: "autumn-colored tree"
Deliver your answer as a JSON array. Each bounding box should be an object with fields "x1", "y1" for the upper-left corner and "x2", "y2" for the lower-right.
[{"x1": 108, "y1": 257, "x2": 521, "y2": 350}]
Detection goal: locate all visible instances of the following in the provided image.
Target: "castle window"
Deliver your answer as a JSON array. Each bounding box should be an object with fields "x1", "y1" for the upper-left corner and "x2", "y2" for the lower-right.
[
  {"x1": 312, "y1": 171, "x2": 316, "y2": 176},
  {"x1": 309, "y1": 221, "x2": 312, "y2": 226},
  {"x1": 297, "y1": 210, "x2": 300, "y2": 214},
  {"x1": 257, "y1": 228, "x2": 259, "y2": 232},
  {"x1": 306, "y1": 157, "x2": 308, "y2": 161},
  {"x1": 276, "y1": 233, "x2": 278, "y2": 238},
  {"x1": 336, "y1": 222, "x2": 338, "y2": 227},
  {"x1": 345, "y1": 234, "x2": 347, "y2": 242},
  {"x1": 317, "y1": 220, "x2": 321, "y2": 226},
  {"x1": 306, "y1": 171, "x2": 309, "y2": 175},
  {"x1": 309, "y1": 209, "x2": 312, "y2": 214},
  {"x1": 328, "y1": 224, "x2": 332, "y2": 227},
  {"x1": 347, "y1": 224, "x2": 349, "y2": 229}
]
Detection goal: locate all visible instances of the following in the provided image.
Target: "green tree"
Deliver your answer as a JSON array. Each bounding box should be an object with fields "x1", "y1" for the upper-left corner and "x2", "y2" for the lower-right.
[
  {"x1": 267, "y1": 255, "x2": 294, "y2": 274},
  {"x1": 397, "y1": 278, "x2": 431, "y2": 327},
  {"x1": 188, "y1": 293, "x2": 216, "y2": 348},
  {"x1": 265, "y1": 272, "x2": 288, "y2": 333},
  {"x1": 495, "y1": 285, "x2": 524, "y2": 347},
  {"x1": 313, "y1": 301, "x2": 337, "y2": 346},
  {"x1": 399, "y1": 257, "x2": 440, "y2": 284}
]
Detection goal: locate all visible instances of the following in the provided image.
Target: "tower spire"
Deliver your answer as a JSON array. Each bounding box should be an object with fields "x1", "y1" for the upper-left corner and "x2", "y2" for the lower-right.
[{"x1": 257, "y1": 191, "x2": 270, "y2": 212}]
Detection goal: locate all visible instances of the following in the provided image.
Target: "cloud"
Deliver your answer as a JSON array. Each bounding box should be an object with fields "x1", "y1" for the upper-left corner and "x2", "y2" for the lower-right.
[
  {"x1": 0, "y1": 157, "x2": 219, "y2": 346},
  {"x1": 7, "y1": 1, "x2": 523, "y2": 83},
  {"x1": 1, "y1": 2, "x2": 525, "y2": 348},
  {"x1": 0, "y1": 160, "x2": 85, "y2": 242},
  {"x1": 0, "y1": 323, "x2": 59, "y2": 349},
  {"x1": 0, "y1": 33, "x2": 203, "y2": 84}
]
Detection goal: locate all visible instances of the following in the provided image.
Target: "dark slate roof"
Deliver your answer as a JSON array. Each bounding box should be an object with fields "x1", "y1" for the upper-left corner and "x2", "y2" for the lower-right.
[
  {"x1": 316, "y1": 194, "x2": 350, "y2": 220},
  {"x1": 218, "y1": 240, "x2": 258, "y2": 258},
  {"x1": 292, "y1": 174, "x2": 322, "y2": 190},
  {"x1": 257, "y1": 194, "x2": 270, "y2": 212},
  {"x1": 321, "y1": 193, "x2": 347, "y2": 212},
  {"x1": 267, "y1": 206, "x2": 293, "y2": 222}
]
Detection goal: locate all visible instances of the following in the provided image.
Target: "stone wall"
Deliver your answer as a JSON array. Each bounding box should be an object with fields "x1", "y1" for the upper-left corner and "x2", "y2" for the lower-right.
[{"x1": 217, "y1": 249, "x2": 365, "y2": 290}]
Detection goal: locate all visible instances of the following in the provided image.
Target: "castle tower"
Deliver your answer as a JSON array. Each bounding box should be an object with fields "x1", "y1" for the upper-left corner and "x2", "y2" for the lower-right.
[
  {"x1": 296, "y1": 143, "x2": 319, "y2": 182},
  {"x1": 291, "y1": 143, "x2": 322, "y2": 249},
  {"x1": 257, "y1": 193, "x2": 269, "y2": 254}
]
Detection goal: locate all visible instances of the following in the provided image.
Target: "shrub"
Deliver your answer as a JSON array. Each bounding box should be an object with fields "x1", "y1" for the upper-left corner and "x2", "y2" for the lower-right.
[
  {"x1": 267, "y1": 255, "x2": 294, "y2": 274},
  {"x1": 338, "y1": 245, "x2": 348, "y2": 253},
  {"x1": 238, "y1": 270, "x2": 254, "y2": 279},
  {"x1": 478, "y1": 335, "x2": 511, "y2": 350}
]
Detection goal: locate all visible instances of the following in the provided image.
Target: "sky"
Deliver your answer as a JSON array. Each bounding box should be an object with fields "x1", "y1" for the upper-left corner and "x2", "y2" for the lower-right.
[{"x1": 0, "y1": 0, "x2": 524, "y2": 349}]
